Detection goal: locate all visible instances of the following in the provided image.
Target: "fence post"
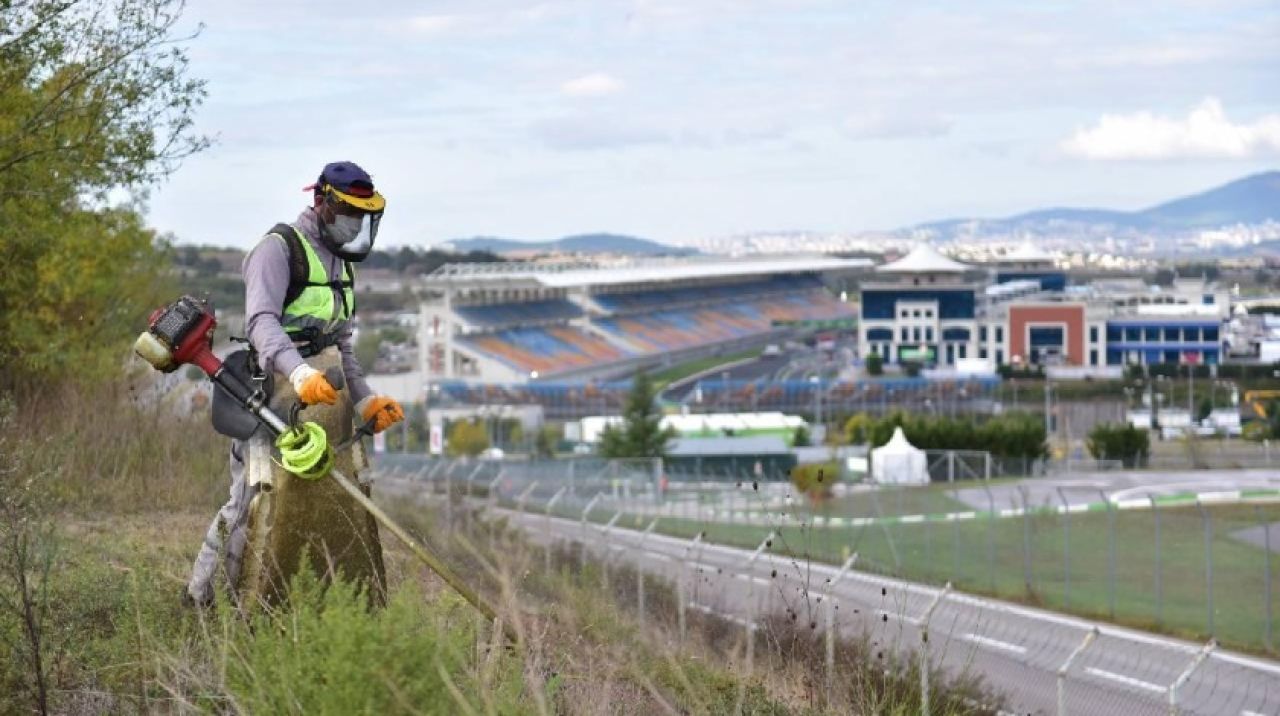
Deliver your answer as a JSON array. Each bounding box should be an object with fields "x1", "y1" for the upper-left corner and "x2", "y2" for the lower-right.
[
  {"x1": 487, "y1": 471, "x2": 504, "y2": 507},
  {"x1": 825, "y1": 595, "x2": 838, "y2": 706},
  {"x1": 543, "y1": 486, "x2": 567, "y2": 573},
  {"x1": 1056, "y1": 487, "x2": 1071, "y2": 609},
  {"x1": 675, "y1": 533, "x2": 703, "y2": 644},
  {"x1": 1167, "y1": 639, "x2": 1216, "y2": 715},
  {"x1": 1196, "y1": 500, "x2": 1214, "y2": 636},
  {"x1": 516, "y1": 480, "x2": 539, "y2": 514},
  {"x1": 579, "y1": 493, "x2": 604, "y2": 571},
  {"x1": 1099, "y1": 489, "x2": 1116, "y2": 620},
  {"x1": 918, "y1": 582, "x2": 952, "y2": 716},
  {"x1": 745, "y1": 531, "x2": 776, "y2": 613},
  {"x1": 1020, "y1": 485, "x2": 1033, "y2": 595},
  {"x1": 1259, "y1": 505, "x2": 1274, "y2": 651},
  {"x1": 1150, "y1": 495, "x2": 1163, "y2": 627},
  {"x1": 952, "y1": 509, "x2": 961, "y2": 584},
  {"x1": 1057, "y1": 627, "x2": 1098, "y2": 716},
  {"x1": 983, "y1": 483, "x2": 996, "y2": 593},
  {"x1": 869, "y1": 489, "x2": 901, "y2": 572},
  {"x1": 600, "y1": 511, "x2": 622, "y2": 590},
  {"x1": 444, "y1": 467, "x2": 453, "y2": 528},
  {"x1": 637, "y1": 518, "x2": 659, "y2": 625}
]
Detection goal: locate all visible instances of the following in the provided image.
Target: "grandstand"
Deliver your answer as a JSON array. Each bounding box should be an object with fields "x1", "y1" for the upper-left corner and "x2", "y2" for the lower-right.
[{"x1": 418, "y1": 256, "x2": 868, "y2": 384}]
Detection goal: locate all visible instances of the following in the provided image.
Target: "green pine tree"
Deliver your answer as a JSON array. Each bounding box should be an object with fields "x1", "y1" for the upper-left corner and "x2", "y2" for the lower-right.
[{"x1": 600, "y1": 373, "x2": 676, "y2": 459}]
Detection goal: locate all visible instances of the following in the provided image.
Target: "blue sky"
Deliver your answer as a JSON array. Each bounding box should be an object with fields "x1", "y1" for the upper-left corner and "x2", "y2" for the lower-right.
[{"x1": 147, "y1": 0, "x2": 1280, "y2": 249}]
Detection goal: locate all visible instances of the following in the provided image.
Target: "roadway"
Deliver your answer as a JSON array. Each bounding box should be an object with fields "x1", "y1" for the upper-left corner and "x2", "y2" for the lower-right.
[
  {"x1": 490, "y1": 504, "x2": 1280, "y2": 716},
  {"x1": 951, "y1": 469, "x2": 1280, "y2": 512}
]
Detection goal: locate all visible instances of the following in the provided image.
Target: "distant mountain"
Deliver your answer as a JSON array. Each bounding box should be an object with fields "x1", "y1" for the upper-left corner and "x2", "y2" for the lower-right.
[
  {"x1": 912, "y1": 171, "x2": 1280, "y2": 239},
  {"x1": 1140, "y1": 171, "x2": 1280, "y2": 228},
  {"x1": 443, "y1": 233, "x2": 696, "y2": 256}
]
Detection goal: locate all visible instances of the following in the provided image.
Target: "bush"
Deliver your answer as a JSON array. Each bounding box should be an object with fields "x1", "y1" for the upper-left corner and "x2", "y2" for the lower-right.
[
  {"x1": 1086, "y1": 423, "x2": 1150, "y2": 468},
  {"x1": 843, "y1": 413, "x2": 874, "y2": 445},
  {"x1": 868, "y1": 411, "x2": 1047, "y2": 461},
  {"x1": 446, "y1": 419, "x2": 490, "y2": 457},
  {"x1": 226, "y1": 573, "x2": 524, "y2": 714},
  {"x1": 865, "y1": 352, "x2": 883, "y2": 376},
  {"x1": 790, "y1": 462, "x2": 838, "y2": 501},
  {"x1": 997, "y1": 364, "x2": 1046, "y2": 380},
  {"x1": 792, "y1": 424, "x2": 811, "y2": 447}
]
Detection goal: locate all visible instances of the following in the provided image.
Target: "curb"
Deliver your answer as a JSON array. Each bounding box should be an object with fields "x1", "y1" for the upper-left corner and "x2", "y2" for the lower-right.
[{"x1": 707, "y1": 488, "x2": 1280, "y2": 528}]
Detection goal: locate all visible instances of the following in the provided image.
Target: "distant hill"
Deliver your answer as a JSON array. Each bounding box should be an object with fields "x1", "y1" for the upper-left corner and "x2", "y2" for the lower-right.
[
  {"x1": 913, "y1": 171, "x2": 1280, "y2": 238},
  {"x1": 443, "y1": 233, "x2": 696, "y2": 256}
]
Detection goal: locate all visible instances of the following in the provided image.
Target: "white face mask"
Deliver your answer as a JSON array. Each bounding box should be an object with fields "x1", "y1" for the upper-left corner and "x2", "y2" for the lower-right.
[{"x1": 328, "y1": 214, "x2": 364, "y2": 245}]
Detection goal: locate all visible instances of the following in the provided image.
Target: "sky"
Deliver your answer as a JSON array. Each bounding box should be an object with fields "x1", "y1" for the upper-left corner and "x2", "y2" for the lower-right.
[{"x1": 145, "y1": 0, "x2": 1280, "y2": 249}]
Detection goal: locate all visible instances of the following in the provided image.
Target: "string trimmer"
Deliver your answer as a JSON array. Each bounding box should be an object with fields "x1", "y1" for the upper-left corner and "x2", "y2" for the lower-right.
[{"x1": 135, "y1": 295, "x2": 509, "y2": 638}]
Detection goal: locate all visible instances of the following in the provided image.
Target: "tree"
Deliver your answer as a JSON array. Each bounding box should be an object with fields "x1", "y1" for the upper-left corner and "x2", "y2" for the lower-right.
[
  {"x1": 1196, "y1": 397, "x2": 1213, "y2": 423},
  {"x1": 865, "y1": 352, "x2": 883, "y2": 376},
  {"x1": 1086, "y1": 423, "x2": 1150, "y2": 468},
  {"x1": 0, "y1": 0, "x2": 209, "y2": 391},
  {"x1": 534, "y1": 425, "x2": 557, "y2": 458},
  {"x1": 598, "y1": 372, "x2": 675, "y2": 459},
  {"x1": 843, "y1": 413, "x2": 874, "y2": 445},
  {"x1": 446, "y1": 420, "x2": 489, "y2": 457},
  {"x1": 792, "y1": 424, "x2": 811, "y2": 447}
]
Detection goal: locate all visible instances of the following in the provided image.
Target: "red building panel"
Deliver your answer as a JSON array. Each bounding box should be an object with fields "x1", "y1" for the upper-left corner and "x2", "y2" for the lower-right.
[{"x1": 1008, "y1": 305, "x2": 1085, "y2": 365}]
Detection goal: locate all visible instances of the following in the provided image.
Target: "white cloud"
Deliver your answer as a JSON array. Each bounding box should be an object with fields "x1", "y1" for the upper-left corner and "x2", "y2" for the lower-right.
[
  {"x1": 842, "y1": 112, "x2": 952, "y2": 140},
  {"x1": 407, "y1": 15, "x2": 460, "y2": 35},
  {"x1": 1062, "y1": 98, "x2": 1280, "y2": 160},
  {"x1": 560, "y1": 72, "x2": 625, "y2": 98}
]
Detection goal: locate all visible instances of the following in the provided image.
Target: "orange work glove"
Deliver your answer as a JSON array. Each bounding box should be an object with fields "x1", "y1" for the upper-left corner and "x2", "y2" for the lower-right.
[
  {"x1": 289, "y1": 365, "x2": 338, "y2": 406},
  {"x1": 356, "y1": 396, "x2": 405, "y2": 433}
]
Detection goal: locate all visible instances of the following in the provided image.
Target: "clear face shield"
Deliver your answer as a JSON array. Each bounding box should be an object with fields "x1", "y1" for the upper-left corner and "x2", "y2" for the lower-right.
[{"x1": 323, "y1": 195, "x2": 383, "y2": 262}]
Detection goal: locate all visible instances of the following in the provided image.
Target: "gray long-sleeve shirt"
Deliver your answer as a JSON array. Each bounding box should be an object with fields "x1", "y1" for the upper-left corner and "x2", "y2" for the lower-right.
[{"x1": 242, "y1": 208, "x2": 373, "y2": 405}]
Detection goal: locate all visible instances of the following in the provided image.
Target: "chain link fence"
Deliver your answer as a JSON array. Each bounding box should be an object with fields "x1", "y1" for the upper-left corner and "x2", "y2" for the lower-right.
[{"x1": 372, "y1": 455, "x2": 1280, "y2": 715}]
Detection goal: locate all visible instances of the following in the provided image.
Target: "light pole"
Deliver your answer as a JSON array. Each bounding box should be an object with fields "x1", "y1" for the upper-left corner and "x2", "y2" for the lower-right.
[
  {"x1": 1044, "y1": 377, "x2": 1053, "y2": 438},
  {"x1": 809, "y1": 375, "x2": 822, "y2": 435},
  {"x1": 1188, "y1": 363, "x2": 1195, "y2": 425}
]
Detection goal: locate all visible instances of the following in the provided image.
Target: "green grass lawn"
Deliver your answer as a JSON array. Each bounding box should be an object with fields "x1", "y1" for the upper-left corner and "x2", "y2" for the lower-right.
[
  {"x1": 650, "y1": 348, "x2": 762, "y2": 390},
  {"x1": 570, "y1": 500, "x2": 1280, "y2": 655}
]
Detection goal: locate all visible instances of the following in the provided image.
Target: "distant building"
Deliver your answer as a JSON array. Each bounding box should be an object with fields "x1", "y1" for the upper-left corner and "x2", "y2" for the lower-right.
[{"x1": 860, "y1": 245, "x2": 1231, "y2": 369}]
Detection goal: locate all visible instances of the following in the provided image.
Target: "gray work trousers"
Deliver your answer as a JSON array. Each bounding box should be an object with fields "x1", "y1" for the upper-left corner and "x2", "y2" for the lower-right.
[{"x1": 186, "y1": 438, "x2": 255, "y2": 605}]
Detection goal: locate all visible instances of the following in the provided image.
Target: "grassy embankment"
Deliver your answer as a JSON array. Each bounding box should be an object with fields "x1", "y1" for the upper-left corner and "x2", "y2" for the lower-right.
[
  {"x1": 0, "y1": 378, "x2": 999, "y2": 715},
  {"x1": 650, "y1": 348, "x2": 763, "y2": 391}
]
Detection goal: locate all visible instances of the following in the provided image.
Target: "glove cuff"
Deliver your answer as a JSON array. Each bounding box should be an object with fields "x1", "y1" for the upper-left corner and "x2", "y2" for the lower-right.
[
  {"x1": 289, "y1": 364, "x2": 319, "y2": 394},
  {"x1": 355, "y1": 395, "x2": 376, "y2": 417}
]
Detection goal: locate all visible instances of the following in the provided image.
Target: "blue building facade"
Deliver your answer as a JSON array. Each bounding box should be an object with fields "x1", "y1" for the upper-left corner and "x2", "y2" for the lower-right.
[
  {"x1": 995, "y1": 271, "x2": 1067, "y2": 292},
  {"x1": 1104, "y1": 319, "x2": 1223, "y2": 365}
]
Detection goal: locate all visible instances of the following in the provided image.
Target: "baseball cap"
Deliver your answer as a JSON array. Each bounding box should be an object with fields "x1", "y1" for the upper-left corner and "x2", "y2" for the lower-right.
[{"x1": 305, "y1": 160, "x2": 386, "y2": 212}]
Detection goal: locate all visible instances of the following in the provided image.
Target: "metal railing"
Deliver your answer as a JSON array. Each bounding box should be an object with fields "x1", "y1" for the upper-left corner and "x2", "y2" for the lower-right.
[{"x1": 372, "y1": 456, "x2": 1280, "y2": 715}]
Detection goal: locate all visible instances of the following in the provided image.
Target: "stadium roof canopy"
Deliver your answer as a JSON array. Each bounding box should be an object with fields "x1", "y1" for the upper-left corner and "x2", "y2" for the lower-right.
[
  {"x1": 426, "y1": 255, "x2": 872, "y2": 289},
  {"x1": 996, "y1": 241, "x2": 1054, "y2": 263},
  {"x1": 876, "y1": 244, "x2": 970, "y2": 273}
]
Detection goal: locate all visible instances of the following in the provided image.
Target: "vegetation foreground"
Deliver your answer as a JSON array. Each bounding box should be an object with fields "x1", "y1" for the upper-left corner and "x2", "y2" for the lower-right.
[{"x1": 0, "y1": 389, "x2": 998, "y2": 715}]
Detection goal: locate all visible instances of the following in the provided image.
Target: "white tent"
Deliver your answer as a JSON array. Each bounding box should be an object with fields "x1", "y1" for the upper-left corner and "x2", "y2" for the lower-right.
[{"x1": 871, "y1": 427, "x2": 929, "y2": 485}]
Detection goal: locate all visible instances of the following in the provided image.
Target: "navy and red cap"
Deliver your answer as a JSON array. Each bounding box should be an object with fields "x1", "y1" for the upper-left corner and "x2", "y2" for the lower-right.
[{"x1": 304, "y1": 160, "x2": 385, "y2": 212}]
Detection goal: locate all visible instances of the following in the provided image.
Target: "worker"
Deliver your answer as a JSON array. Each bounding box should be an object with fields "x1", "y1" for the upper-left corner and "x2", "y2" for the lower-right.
[{"x1": 184, "y1": 161, "x2": 405, "y2": 607}]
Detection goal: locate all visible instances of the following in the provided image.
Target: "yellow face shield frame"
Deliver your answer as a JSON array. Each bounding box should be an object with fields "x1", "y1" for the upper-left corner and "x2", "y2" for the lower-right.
[{"x1": 322, "y1": 182, "x2": 386, "y2": 213}]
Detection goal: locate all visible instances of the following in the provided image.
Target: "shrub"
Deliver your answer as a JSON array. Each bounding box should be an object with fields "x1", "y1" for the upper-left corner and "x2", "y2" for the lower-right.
[
  {"x1": 790, "y1": 462, "x2": 838, "y2": 501},
  {"x1": 868, "y1": 411, "x2": 1047, "y2": 461},
  {"x1": 792, "y1": 425, "x2": 811, "y2": 447},
  {"x1": 865, "y1": 352, "x2": 883, "y2": 376},
  {"x1": 843, "y1": 413, "x2": 874, "y2": 445},
  {"x1": 1086, "y1": 423, "x2": 1150, "y2": 468},
  {"x1": 446, "y1": 419, "x2": 490, "y2": 457}
]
